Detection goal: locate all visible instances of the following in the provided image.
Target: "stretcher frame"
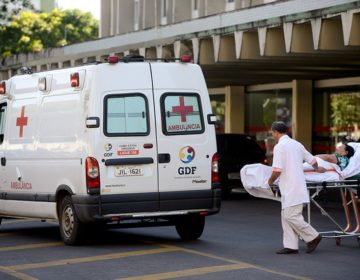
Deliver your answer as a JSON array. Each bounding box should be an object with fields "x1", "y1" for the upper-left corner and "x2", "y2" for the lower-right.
[{"x1": 305, "y1": 180, "x2": 360, "y2": 246}]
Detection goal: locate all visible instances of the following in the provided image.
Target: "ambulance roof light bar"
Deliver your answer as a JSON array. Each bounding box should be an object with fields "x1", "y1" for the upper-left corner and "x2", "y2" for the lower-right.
[
  {"x1": 106, "y1": 54, "x2": 191, "y2": 63},
  {"x1": 108, "y1": 55, "x2": 119, "y2": 64},
  {"x1": 179, "y1": 55, "x2": 192, "y2": 63},
  {"x1": 0, "y1": 81, "x2": 6, "y2": 95}
]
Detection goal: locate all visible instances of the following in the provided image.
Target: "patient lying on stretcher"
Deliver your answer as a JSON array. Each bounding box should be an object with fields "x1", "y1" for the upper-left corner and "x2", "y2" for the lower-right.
[
  {"x1": 316, "y1": 143, "x2": 354, "y2": 171},
  {"x1": 304, "y1": 142, "x2": 359, "y2": 181}
]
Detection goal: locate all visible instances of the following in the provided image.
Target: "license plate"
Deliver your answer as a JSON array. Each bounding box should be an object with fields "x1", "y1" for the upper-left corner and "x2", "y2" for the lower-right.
[
  {"x1": 114, "y1": 166, "x2": 144, "y2": 177},
  {"x1": 228, "y1": 172, "x2": 240, "y2": 180}
]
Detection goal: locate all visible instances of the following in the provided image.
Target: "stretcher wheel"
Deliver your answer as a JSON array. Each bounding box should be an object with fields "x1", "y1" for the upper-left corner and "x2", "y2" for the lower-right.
[{"x1": 335, "y1": 237, "x2": 341, "y2": 246}]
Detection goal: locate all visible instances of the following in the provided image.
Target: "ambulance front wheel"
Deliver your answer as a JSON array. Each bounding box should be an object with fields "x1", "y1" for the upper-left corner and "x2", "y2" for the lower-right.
[
  {"x1": 59, "y1": 196, "x2": 85, "y2": 245},
  {"x1": 175, "y1": 216, "x2": 205, "y2": 240}
]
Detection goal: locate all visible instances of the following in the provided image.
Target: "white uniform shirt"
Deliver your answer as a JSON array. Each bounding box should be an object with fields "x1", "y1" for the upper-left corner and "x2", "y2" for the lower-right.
[{"x1": 272, "y1": 135, "x2": 316, "y2": 209}]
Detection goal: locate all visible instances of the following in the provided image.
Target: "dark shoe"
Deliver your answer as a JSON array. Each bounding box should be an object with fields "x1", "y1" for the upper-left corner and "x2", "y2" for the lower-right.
[
  {"x1": 306, "y1": 235, "x2": 322, "y2": 253},
  {"x1": 276, "y1": 248, "x2": 299, "y2": 254}
]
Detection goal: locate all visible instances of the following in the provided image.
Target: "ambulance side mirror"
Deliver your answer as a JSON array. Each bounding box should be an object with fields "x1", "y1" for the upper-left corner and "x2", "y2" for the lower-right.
[
  {"x1": 207, "y1": 114, "x2": 217, "y2": 125},
  {"x1": 86, "y1": 117, "x2": 100, "y2": 128}
]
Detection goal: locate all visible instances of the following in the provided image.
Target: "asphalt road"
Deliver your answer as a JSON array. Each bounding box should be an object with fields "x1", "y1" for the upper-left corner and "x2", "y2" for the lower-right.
[{"x1": 0, "y1": 193, "x2": 359, "y2": 280}]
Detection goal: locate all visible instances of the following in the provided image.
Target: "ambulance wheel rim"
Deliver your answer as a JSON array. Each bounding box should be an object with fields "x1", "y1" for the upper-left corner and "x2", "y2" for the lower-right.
[{"x1": 62, "y1": 206, "x2": 74, "y2": 238}]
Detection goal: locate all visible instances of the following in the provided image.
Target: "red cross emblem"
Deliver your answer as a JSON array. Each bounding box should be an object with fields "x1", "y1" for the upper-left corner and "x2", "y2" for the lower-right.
[
  {"x1": 172, "y1": 96, "x2": 193, "y2": 122},
  {"x1": 16, "y1": 106, "x2": 28, "y2": 138}
]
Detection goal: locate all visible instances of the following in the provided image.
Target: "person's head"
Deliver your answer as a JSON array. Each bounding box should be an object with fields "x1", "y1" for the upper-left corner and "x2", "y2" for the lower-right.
[
  {"x1": 336, "y1": 142, "x2": 355, "y2": 158},
  {"x1": 271, "y1": 121, "x2": 288, "y2": 141}
]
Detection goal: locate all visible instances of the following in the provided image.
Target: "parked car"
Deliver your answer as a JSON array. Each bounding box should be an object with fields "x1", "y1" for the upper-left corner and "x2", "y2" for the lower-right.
[{"x1": 216, "y1": 134, "x2": 268, "y2": 196}]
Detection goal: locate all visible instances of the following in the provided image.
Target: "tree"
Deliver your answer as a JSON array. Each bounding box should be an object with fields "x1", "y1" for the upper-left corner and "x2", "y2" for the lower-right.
[
  {"x1": 330, "y1": 93, "x2": 360, "y2": 140},
  {"x1": 0, "y1": 0, "x2": 34, "y2": 24},
  {"x1": 0, "y1": 9, "x2": 98, "y2": 57}
]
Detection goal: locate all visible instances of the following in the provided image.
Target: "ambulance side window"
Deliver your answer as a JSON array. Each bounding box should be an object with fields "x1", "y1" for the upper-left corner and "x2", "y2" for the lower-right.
[
  {"x1": 161, "y1": 93, "x2": 204, "y2": 135},
  {"x1": 0, "y1": 103, "x2": 6, "y2": 144},
  {"x1": 104, "y1": 94, "x2": 149, "y2": 136}
]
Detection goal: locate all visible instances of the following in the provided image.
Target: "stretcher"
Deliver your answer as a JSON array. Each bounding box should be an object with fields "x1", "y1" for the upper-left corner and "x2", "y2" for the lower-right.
[{"x1": 304, "y1": 180, "x2": 360, "y2": 246}]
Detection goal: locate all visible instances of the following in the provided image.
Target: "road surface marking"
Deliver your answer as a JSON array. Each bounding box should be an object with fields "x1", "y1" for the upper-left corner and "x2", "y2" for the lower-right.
[
  {"x1": 151, "y1": 242, "x2": 311, "y2": 280},
  {"x1": 119, "y1": 263, "x2": 252, "y2": 280},
  {"x1": 0, "y1": 266, "x2": 37, "y2": 280},
  {"x1": 0, "y1": 242, "x2": 63, "y2": 252},
  {"x1": 7, "y1": 247, "x2": 179, "y2": 271}
]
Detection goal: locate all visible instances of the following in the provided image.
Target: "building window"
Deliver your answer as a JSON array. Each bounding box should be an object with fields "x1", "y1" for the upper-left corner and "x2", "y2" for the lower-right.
[
  {"x1": 161, "y1": 0, "x2": 168, "y2": 25},
  {"x1": 210, "y1": 95, "x2": 225, "y2": 133},
  {"x1": 312, "y1": 86, "x2": 360, "y2": 155},
  {"x1": 134, "y1": 0, "x2": 140, "y2": 31},
  {"x1": 226, "y1": 0, "x2": 235, "y2": 11},
  {"x1": 245, "y1": 90, "x2": 292, "y2": 162},
  {"x1": 192, "y1": 0, "x2": 199, "y2": 19}
]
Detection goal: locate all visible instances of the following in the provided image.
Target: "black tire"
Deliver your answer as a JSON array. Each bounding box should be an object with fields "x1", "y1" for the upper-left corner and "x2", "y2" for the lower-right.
[
  {"x1": 175, "y1": 216, "x2": 205, "y2": 240},
  {"x1": 59, "y1": 196, "x2": 85, "y2": 245},
  {"x1": 0, "y1": 217, "x2": 2, "y2": 225}
]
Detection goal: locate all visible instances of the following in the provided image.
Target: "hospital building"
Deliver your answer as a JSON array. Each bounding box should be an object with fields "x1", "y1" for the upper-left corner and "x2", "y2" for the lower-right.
[{"x1": 0, "y1": 0, "x2": 359, "y2": 153}]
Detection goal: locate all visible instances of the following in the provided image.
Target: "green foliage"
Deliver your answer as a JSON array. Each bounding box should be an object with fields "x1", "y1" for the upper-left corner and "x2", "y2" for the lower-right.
[
  {"x1": 0, "y1": 9, "x2": 98, "y2": 57},
  {"x1": 0, "y1": 0, "x2": 34, "y2": 23},
  {"x1": 330, "y1": 93, "x2": 360, "y2": 133}
]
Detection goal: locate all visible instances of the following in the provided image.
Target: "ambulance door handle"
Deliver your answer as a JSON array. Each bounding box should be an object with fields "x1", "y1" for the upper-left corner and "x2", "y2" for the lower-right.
[
  {"x1": 158, "y1": 153, "x2": 170, "y2": 163},
  {"x1": 1, "y1": 157, "x2": 5, "y2": 166}
]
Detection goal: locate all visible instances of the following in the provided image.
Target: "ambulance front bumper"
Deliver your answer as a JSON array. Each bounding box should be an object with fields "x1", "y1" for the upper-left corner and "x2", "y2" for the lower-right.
[{"x1": 71, "y1": 189, "x2": 221, "y2": 223}]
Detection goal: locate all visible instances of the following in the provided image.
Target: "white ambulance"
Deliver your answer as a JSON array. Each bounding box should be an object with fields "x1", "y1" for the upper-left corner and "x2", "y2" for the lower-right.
[{"x1": 0, "y1": 55, "x2": 221, "y2": 245}]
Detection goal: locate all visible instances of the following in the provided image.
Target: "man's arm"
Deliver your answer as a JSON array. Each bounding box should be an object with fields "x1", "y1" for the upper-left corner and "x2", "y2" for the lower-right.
[
  {"x1": 268, "y1": 171, "x2": 281, "y2": 185},
  {"x1": 316, "y1": 154, "x2": 337, "y2": 164}
]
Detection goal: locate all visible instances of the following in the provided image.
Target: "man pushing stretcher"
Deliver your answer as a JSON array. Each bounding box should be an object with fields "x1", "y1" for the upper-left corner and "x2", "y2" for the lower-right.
[{"x1": 266, "y1": 121, "x2": 324, "y2": 254}]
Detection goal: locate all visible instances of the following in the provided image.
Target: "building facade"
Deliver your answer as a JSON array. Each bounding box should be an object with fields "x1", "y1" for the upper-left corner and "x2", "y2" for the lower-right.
[{"x1": 1, "y1": 0, "x2": 359, "y2": 154}]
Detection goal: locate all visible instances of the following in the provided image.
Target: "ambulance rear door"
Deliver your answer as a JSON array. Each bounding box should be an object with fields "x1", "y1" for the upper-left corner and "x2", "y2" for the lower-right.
[
  {"x1": 150, "y1": 63, "x2": 216, "y2": 212},
  {"x1": 93, "y1": 63, "x2": 159, "y2": 214}
]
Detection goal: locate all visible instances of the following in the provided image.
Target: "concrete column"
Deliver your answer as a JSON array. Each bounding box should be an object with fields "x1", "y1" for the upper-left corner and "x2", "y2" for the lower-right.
[
  {"x1": 311, "y1": 18, "x2": 322, "y2": 50},
  {"x1": 174, "y1": 41, "x2": 181, "y2": 58},
  {"x1": 191, "y1": 38, "x2": 199, "y2": 64},
  {"x1": 283, "y1": 22, "x2": 293, "y2": 53},
  {"x1": 225, "y1": 86, "x2": 245, "y2": 134},
  {"x1": 292, "y1": 80, "x2": 312, "y2": 151},
  {"x1": 234, "y1": 31, "x2": 243, "y2": 59},
  {"x1": 258, "y1": 27, "x2": 267, "y2": 56},
  {"x1": 212, "y1": 35, "x2": 220, "y2": 62}
]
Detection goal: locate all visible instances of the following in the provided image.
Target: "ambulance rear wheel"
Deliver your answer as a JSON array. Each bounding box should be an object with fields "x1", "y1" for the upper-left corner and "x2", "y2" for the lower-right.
[
  {"x1": 175, "y1": 216, "x2": 205, "y2": 240},
  {"x1": 59, "y1": 196, "x2": 85, "y2": 245}
]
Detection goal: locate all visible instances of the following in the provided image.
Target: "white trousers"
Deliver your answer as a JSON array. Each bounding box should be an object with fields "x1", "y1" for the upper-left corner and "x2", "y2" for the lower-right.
[{"x1": 281, "y1": 204, "x2": 319, "y2": 249}]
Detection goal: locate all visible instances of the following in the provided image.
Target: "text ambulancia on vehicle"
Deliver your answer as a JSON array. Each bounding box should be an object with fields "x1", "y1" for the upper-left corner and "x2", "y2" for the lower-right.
[{"x1": 0, "y1": 55, "x2": 221, "y2": 245}]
